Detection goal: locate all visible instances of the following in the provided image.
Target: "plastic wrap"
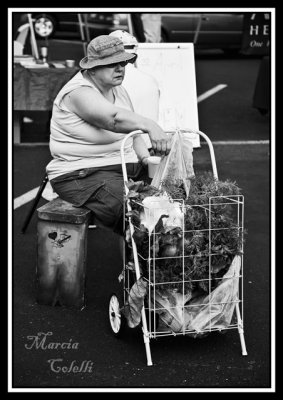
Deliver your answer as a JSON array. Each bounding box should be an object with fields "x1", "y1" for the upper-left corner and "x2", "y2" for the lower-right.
[{"x1": 151, "y1": 130, "x2": 195, "y2": 198}]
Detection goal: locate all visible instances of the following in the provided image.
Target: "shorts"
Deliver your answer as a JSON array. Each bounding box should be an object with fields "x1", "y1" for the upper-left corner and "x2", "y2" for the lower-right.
[{"x1": 50, "y1": 163, "x2": 147, "y2": 235}]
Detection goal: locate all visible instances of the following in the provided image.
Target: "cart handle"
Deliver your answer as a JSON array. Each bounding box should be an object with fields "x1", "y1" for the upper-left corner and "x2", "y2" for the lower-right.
[
  {"x1": 120, "y1": 130, "x2": 143, "y2": 193},
  {"x1": 120, "y1": 129, "x2": 218, "y2": 188},
  {"x1": 191, "y1": 129, "x2": 218, "y2": 180}
]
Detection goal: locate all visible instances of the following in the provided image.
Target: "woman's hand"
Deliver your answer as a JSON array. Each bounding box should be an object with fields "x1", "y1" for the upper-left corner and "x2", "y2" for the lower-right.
[
  {"x1": 140, "y1": 156, "x2": 149, "y2": 166},
  {"x1": 145, "y1": 120, "x2": 172, "y2": 156}
]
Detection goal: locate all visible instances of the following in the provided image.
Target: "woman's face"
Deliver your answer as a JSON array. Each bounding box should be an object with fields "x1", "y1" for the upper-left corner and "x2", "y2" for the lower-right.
[{"x1": 88, "y1": 62, "x2": 128, "y2": 88}]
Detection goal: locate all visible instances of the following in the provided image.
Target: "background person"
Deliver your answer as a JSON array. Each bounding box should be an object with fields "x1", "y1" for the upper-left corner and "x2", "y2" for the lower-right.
[
  {"x1": 141, "y1": 13, "x2": 162, "y2": 43},
  {"x1": 129, "y1": 13, "x2": 162, "y2": 43},
  {"x1": 129, "y1": 13, "x2": 146, "y2": 43},
  {"x1": 46, "y1": 35, "x2": 171, "y2": 236},
  {"x1": 109, "y1": 30, "x2": 160, "y2": 148}
]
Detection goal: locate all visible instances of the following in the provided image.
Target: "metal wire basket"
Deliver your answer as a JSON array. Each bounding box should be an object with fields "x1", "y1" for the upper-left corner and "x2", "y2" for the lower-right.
[{"x1": 108, "y1": 130, "x2": 247, "y2": 366}]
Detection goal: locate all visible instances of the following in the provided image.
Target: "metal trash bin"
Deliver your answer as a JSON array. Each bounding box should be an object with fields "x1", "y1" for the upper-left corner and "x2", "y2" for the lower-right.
[{"x1": 36, "y1": 198, "x2": 91, "y2": 309}]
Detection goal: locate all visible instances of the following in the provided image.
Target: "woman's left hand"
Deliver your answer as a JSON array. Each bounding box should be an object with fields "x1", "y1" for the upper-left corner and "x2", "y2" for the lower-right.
[{"x1": 140, "y1": 156, "x2": 149, "y2": 166}]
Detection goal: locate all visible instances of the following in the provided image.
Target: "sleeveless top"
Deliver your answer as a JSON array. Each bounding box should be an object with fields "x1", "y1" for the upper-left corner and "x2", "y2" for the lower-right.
[{"x1": 46, "y1": 71, "x2": 138, "y2": 180}]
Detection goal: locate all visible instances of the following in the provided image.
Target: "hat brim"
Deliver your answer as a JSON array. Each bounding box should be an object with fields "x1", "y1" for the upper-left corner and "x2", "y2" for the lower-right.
[{"x1": 79, "y1": 52, "x2": 137, "y2": 69}]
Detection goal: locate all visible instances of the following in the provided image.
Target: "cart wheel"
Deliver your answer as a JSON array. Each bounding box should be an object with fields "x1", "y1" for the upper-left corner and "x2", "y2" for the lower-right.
[{"x1": 109, "y1": 293, "x2": 126, "y2": 338}]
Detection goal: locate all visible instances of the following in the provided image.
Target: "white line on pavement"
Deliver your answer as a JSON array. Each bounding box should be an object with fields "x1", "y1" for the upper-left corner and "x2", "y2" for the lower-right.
[
  {"x1": 205, "y1": 140, "x2": 270, "y2": 145},
  {"x1": 14, "y1": 187, "x2": 39, "y2": 210},
  {"x1": 197, "y1": 84, "x2": 228, "y2": 103}
]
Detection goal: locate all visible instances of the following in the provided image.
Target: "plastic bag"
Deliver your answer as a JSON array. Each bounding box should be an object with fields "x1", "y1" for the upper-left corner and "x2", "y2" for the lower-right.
[
  {"x1": 187, "y1": 254, "x2": 241, "y2": 332},
  {"x1": 123, "y1": 256, "x2": 241, "y2": 332},
  {"x1": 153, "y1": 289, "x2": 193, "y2": 332},
  {"x1": 154, "y1": 255, "x2": 241, "y2": 333},
  {"x1": 140, "y1": 193, "x2": 184, "y2": 234},
  {"x1": 123, "y1": 277, "x2": 148, "y2": 328},
  {"x1": 151, "y1": 130, "x2": 195, "y2": 198}
]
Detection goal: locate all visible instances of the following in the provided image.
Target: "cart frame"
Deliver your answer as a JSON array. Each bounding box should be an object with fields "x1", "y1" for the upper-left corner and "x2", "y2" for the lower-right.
[{"x1": 117, "y1": 129, "x2": 247, "y2": 366}]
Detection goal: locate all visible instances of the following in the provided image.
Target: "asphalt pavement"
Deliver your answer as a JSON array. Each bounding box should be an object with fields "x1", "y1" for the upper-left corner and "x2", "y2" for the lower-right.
[
  {"x1": 11, "y1": 48, "x2": 273, "y2": 391},
  {"x1": 12, "y1": 143, "x2": 272, "y2": 390}
]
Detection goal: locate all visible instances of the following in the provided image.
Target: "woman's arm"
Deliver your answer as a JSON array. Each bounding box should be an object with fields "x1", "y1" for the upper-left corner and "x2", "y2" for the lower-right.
[
  {"x1": 133, "y1": 134, "x2": 150, "y2": 165},
  {"x1": 64, "y1": 86, "x2": 171, "y2": 155}
]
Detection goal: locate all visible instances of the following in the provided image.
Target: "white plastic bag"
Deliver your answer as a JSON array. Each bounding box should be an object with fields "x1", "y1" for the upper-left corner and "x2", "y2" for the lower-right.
[
  {"x1": 151, "y1": 130, "x2": 195, "y2": 198},
  {"x1": 187, "y1": 255, "x2": 241, "y2": 332},
  {"x1": 140, "y1": 193, "x2": 184, "y2": 234},
  {"x1": 154, "y1": 255, "x2": 241, "y2": 333}
]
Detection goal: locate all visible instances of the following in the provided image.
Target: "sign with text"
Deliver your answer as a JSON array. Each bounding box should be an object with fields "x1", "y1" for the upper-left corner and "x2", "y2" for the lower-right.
[
  {"x1": 241, "y1": 13, "x2": 270, "y2": 55},
  {"x1": 137, "y1": 43, "x2": 200, "y2": 148}
]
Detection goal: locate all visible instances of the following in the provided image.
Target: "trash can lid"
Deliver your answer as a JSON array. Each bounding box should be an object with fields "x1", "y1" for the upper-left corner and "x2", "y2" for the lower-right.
[{"x1": 37, "y1": 198, "x2": 91, "y2": 224}]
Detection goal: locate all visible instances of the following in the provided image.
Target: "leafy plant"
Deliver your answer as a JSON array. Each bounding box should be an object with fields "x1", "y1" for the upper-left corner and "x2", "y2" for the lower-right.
[{"x1": 125, "y1": 172, "x2": 246, "y2": 296}]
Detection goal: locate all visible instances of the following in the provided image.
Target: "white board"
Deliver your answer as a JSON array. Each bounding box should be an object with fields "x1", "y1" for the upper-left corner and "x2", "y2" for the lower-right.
[{"x1": 136, "y1": 43, "x2": 200, "y2": 147}]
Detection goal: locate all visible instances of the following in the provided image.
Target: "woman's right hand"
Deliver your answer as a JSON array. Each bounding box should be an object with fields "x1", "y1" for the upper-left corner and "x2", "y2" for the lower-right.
[{"x1": 146, "y1": 120, "x2": 172, "y2": 156}]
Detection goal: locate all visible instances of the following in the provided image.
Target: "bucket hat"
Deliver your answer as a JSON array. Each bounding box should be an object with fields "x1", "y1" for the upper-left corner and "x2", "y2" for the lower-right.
[
  {"x1": 79, "y1": 35, "x2": 137, "y2": 69},
  {"x1": 109, "y1": 30, "x2": 138, "y2": 53}
]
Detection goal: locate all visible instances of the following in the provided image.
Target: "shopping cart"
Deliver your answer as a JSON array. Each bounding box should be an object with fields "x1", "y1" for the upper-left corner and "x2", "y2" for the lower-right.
[{"x1": 108, "y1": 130, "x2": 248, "y2": 366}]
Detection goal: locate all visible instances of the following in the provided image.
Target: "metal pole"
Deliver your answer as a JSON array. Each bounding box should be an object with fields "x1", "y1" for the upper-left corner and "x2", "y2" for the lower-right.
[
  {"x1": 235, "y1": 302, "x2": 248, "y2": 355},
  {"x1": 193, "y1": 13, "x2": 202, "y2": 45},
  {"x1": 21, "y1": 174, "x2": 49, "y2": 233},
  {"x1": 27, "y1": 13, "x2": 39, "y2": 60},
  {"x1": 77, "y1": 13, "x2": 87, "y2": 56},
  {"x1": 83, "y1": 13, "x2": 90, "y2": 44},
  {"x1": 120, "y1": 131, "x2": 153, "y2": 366},
  {"x1": 127, "y1": 14, "x2": 134, "y2": 34}
]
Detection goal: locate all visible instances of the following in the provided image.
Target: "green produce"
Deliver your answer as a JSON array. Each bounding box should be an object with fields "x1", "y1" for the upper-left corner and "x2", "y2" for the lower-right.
[{"x1": 125, "y1": 171, "x2": 246, "y2": 296}]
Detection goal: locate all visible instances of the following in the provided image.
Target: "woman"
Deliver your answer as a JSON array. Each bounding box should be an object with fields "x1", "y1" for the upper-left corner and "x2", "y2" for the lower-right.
[{"x1": 47, "y1": 35, "x2": 171, "y2": 235}]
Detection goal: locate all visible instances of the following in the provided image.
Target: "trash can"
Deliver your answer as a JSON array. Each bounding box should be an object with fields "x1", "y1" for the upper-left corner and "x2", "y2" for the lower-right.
[{"x1": 36, "y1": 198, "x2": 91, "y2": 309}]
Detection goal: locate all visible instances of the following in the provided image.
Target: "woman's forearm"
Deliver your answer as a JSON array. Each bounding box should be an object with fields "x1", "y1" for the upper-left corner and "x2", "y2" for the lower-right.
[
  {"x1": 67, "y1": 88, "x2": 171, "y2": 155},
  {"x1": 113, "y1": 107, "x2": 171, "y2": 155},
  {"x1": 133, "y1": 134, "x2": 150, "y2": 163}
]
